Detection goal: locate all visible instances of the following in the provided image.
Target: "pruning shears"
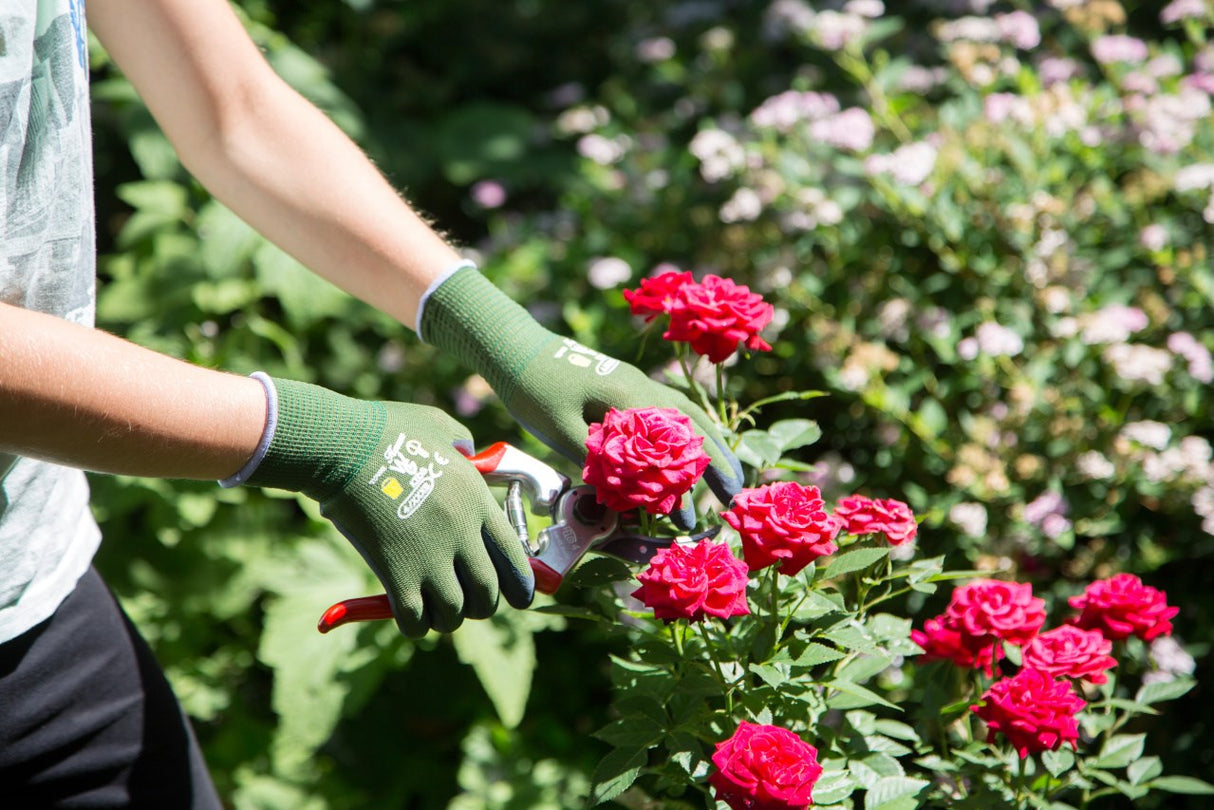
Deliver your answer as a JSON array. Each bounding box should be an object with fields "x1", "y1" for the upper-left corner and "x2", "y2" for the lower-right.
[{"x1": 317, "y1": 442, "x2": 715, "y2": 633}]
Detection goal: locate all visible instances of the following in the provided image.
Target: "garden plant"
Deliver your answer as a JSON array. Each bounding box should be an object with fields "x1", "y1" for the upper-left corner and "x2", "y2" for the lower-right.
[{"x1": 88, "y1": 0, "x2": 1213, "y2": 807}]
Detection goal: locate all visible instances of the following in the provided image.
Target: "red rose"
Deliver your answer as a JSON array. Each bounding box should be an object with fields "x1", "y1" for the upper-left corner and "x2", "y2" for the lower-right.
[
  {"x1": 1022, "y1": 626, "x2": 1118, "y2": 685},
  {"x1": 972, "y1": 668, "x2": 1086, "y2": 758},
  {"x1": 834, "y1": 494, "x2": 919, "y2": 546},
  {"x1": 912, "y1": 615, "x2": 1003, "y2": 676},
  {"x1": 722, "y1": 482, "x2": 841, "y2": 575},
  {"x1": 631, "y1": 539, "x2": 750, "y2": 622},
  {"x1": 663, "y1": 275, "x2": 775, "y2": 363},
  {"x1": 622, "y1": 270, "x2": 694, "y2": 321},
  {"x1": 583, "y1": 406, "x2": 710, "y2": 516},
  {"x1": 709, "y1": 721, "x2": 824, "y2": 810},
  {"x1": 942, "y1": 579, "x2": 1046, "y2": 650},
  {"x1": 1068, "y1": 573, "x2": 1179, "y2": 641}
]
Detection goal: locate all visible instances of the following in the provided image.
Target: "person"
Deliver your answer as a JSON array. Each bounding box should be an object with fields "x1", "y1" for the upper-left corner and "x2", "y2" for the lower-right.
[{"x1": 0, "y1": 0, "x2": 743, "y2": 806}]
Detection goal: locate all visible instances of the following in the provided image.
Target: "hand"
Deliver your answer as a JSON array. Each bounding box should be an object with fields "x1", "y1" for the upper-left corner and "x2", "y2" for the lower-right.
[
  {"x1": 238, "y1": 375, "x2": 534, "y2": 636},
  {"x1": 420, "y1": 268, "x2": 744, "y2": 526}
]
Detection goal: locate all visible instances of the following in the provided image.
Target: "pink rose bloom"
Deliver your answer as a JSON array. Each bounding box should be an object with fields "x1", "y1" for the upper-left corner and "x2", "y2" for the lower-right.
[
  {"x1": 973, "y1": 669, "x2": 1086, "y2": 758},
  {"x1": 622, "y1": 270, "x2": 694, "y2": 322},
  {"x1": 912, "y1": 615, "x2": 1003, "y2": 676},
  {"x1": 709, "y1": 721, "x2": 824, "y2": 810},
  {"x1": 631, "y1": 539, "x2": 750, "y2": 623},
  {"x1": 834, "y1": 494, "x2": 918, "y2": 545},
  {"x1": 663, "y1": 275, "x2": 775, "y2": 363},
  {"x1": 943, "y1": 579, "x2": 1047, "y2": 650},
  {"x1": 583, "y1": 407, "x2": 710, "y2": 516},
  {"x1": 1022, "y1": 626, "x2": 1118, "y2": 685},
  {"x1": 1068, "y1": 573, "x2": 1179, "y2": 641},
  {"x1": 723, "y1": 482, "x2": 841, "y2": 575}
]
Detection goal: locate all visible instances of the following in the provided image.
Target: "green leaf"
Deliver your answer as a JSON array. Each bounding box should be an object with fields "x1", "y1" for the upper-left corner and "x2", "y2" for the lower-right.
[
  {"x1": 1127, "y1": 756, "x2": 1163, "y2": 786},
  {"x1": 588, "y1": 746, "x2": 648, "y2": 806},
  {"x1": 826, "y1": 679, "x2": 900, "y2": 711},
  {"x1": 824, "y1": 547, "x2": 890, "y2": 579},
  {"x1": 812, "y1": 768, "x2": 856, "y2": 805},
  {"x1": 1094, "y1": 733, "x2": 1145, "y2": 769},
  {"x1": 767, "y1": 418, "x2": 823, "y2": 452},
  {"x1": 1041, "y1": 748, "x2": 1075, "y2": 777},
  {"x1": 1147, "y1": 776, "x2": 1214, "y2": 795},
  {"x1": 792, "y1": 589, "x2": 846, "y2": 620},
  {"x1": 593, "y1": 716, "x2": 664, "y2": 749},
  {"x1": 568, "y1": 556, "x2": 636, "y2": 588},
  {"x1": 865, "y1": 776, "x2": 929, "y2": 809},
  {"x1": 1135, "y1": 676, "x2": 1195, "y2": 706},
  {"x1": 451, "y1": 611, "x2": 536, "y2": 729},
  {"x1": 256, "y1": 540, "x2": 372, "y2": 779},
  {"x1": 735, "y1": 430, "x2": 783, "y2": 470},
  {"x1": 793, "y1": 642, "x2": 847, "y2": 668}
]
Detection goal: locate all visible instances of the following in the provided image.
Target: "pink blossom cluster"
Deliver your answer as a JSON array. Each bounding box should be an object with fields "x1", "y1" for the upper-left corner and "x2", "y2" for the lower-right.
[
  {"x1": 914, "y1": 575, "x2": 1179, "y2": 756},
  {"x1": 624, "y1": 271, "x2": 774, "y2": 363}
]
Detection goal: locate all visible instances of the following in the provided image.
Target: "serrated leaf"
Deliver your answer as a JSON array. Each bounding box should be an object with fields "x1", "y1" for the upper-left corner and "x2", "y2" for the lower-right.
[
  {"x1": 793, "y1": 589, "x2": 846, "y2": 620},
  {"x1": 865, "y1": 776, "x2": 929, "y2": 809},
  {"x1": 589, "y1": 746, "x2": 648, "y2": 806},
  {"x1": 451, "y1": 611, "x2": 536, "y2": 729},
  {"x1": 793, "y1": 642, "x2": 847, "y2": 668},
  {"x1": 1147, "y1": 776, "x2": 1214, "y2": 794},
  {"x1": 1135, "y1": 676, "x2": 1195, "y2": 706},
  {"x1": 1127, "y1": 755, "x2": 1162, "y2": 786},
  {"x1": 824, "y1": 547, "x2": 890, "y2": 579},
  {"x1": 1094, "y1": 733, "x2": 1145, "y2": 769},
  {"x1": 750, "y1": 662, "x2": 790, "y2": 688}
]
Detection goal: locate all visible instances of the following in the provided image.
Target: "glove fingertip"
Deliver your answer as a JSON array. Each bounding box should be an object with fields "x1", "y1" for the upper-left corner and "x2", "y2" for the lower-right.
[
  {"x1": 483, "y1": 530, "x2": 536, "y2": 609},
  {"x1": 670, "y1": 498, "x2": 696, "y2": 532}
]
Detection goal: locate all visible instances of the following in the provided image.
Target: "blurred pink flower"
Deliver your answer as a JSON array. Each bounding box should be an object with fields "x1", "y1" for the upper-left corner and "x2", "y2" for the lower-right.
[
  {"x1": 1162, "y1": 0, "x2": 1207, "y2": 24},
  {"x1": 1092, "y1": 35, "x2": 1149, "y2": 65},
  {"x1": 810, "y1": 107, "x2": 876, "y2": 151},
  {"x1": 1079, "y1": 305, "x2": 1149, "y2": 344},
  {"x1": 470, "y1": 180, "x2": 507, "y2": 209},
  {"x1": 750, "y1": 90, "x2": 839, "y2": 132},
  {"x1": 996, "y1": 11, "x2": 1041, "y2": 50},
  {"x1": 1168, "y1": 332, "x2": 1214, "y2": 383}
]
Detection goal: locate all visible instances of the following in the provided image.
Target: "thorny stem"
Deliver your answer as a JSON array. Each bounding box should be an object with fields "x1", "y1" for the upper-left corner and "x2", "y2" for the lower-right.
[
  {"x1": 714, "y1": 364, "x2": 730, "y2": 426},
  {"x1": 677, "y1": 345, "x2": 715, "y2": 418},
  {"x1": 1015, "y1": 754, "x2": 1028, "y2": 809}
]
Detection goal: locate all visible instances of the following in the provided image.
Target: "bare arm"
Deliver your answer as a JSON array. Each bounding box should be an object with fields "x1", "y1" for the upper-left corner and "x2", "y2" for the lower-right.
[
  {"x1": 0, "y1": 302, "x2": 265, "y2": 480},
  {"x1": 88, "y1": 0, "x2": 462, "y2": 332}
]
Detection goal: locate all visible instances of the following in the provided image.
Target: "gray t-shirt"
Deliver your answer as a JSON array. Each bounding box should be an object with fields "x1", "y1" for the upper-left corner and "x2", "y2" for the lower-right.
[{"x1": 0, "y1": 0, "x2": 101, "y2": 642}]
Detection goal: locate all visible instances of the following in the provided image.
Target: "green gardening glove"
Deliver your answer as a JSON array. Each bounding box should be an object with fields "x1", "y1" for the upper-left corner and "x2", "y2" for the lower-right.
[
  {"x1": 419, "y1": 267, "x2": 744, "y2": 528},
  {"x1": 226, "y1": 374, "x2": 534, "y2": 637}
]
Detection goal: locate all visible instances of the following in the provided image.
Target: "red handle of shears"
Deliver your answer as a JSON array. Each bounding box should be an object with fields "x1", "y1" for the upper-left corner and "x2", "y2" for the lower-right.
[{"x1": 316, "y1": 442, "x2": 566, "y2": 633}]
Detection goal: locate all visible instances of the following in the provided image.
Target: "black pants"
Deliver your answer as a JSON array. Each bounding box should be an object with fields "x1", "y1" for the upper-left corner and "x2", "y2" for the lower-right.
[{"x1": 0, "y1": 568, "x2": 223, "y2": 809}]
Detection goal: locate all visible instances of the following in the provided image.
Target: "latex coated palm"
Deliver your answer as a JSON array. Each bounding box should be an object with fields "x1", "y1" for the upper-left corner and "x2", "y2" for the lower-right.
[
  {"x1": 244, "y1": 377, "x2": 534, "y2": 636},
  {"x1": 421, "y1": 268, "x2": 744, "y2": 526}
]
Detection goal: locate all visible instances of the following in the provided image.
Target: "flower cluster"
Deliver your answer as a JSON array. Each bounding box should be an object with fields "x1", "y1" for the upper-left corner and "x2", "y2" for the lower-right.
[
  {"x1": 624, "y1": 270, "x2": 774, "y2": 363},
  {"x1": 914, "y1": 575, "x2": 1178, "y2": 757}
]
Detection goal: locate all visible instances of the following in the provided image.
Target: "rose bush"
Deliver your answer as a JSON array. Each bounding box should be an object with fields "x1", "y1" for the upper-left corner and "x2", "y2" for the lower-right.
[{"x1": 560, "y1": 272, "x2": 1205, "y2": 809}]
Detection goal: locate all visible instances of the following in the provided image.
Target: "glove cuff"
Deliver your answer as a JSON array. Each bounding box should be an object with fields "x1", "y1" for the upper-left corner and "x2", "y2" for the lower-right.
[
  {"x1": 419, "y1": 266, "x2": 553, "y2": 405},
  {"x1": 244, "y1": 376, "x2": 386, "y2": 499}
]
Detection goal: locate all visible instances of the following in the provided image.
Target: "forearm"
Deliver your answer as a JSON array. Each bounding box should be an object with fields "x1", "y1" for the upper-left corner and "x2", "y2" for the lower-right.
[
  {"x1": 0, "y1": 303, "x2": 265, "y2": 480},
  {"x1": 90, "y1": 0, "x2": 461, "y2": 332}
]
